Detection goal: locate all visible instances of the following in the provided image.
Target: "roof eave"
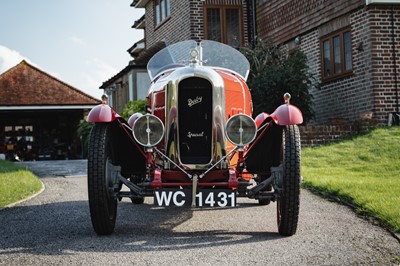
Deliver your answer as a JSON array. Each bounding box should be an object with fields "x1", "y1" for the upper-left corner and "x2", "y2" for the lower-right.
[
  {"x1": 131, "y1": 0, "x2": 149, "y2": 8},
  {"x1": 366, "y1": 0, "x2": 400, "y2": 4},
  {"x1": 132, "y1": 14, "x2": 145, "y2": 29},
  {"x1": 100, "y1": 63, "x2": 147, "y2": 89}
]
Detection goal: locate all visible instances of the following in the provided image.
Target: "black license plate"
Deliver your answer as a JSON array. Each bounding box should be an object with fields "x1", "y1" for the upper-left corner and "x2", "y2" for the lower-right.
[{"x1": 154, "y1": 189, "x2": 236, "y2": 207}]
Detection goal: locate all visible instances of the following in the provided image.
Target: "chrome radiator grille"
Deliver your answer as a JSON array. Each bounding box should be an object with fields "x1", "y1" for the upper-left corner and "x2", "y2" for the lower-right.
[{"x1": 178, "y1": 77, "x2": 213, "y2": 164}]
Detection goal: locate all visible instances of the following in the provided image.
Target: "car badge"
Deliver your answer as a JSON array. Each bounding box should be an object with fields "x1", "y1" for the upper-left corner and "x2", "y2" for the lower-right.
[
  {"x1": 187, "y1": 131, "x2": 204, "y2": 138},
  {"x1": 188, "y1": 96, "x2": 202, "y2": 107}
]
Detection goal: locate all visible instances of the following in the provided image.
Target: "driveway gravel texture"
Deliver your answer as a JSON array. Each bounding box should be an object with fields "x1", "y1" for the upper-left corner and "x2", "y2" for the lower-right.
[{"x1": 0, "y1": 160, "x2": 399, "y2": 265}]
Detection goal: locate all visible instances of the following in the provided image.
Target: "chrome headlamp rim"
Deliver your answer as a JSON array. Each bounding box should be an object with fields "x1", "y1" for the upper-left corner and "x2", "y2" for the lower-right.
[
  {"x1": 132, "y1": 114, "x2": 165, "y2": 147},
  {"x1": 225, "y1": 114, "x2": 257, "y2": 147}
]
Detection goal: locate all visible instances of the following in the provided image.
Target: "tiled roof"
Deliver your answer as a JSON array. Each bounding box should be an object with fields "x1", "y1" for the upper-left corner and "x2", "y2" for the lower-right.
[{"x1": 0, "y1": 60, "x2": 101, "y2": 106}]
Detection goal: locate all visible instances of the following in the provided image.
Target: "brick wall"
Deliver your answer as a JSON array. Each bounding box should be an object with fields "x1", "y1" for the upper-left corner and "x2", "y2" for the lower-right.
[
  {"x1": 145, "y1": 0, "x2": 191, "y2": 48},
  {"x1": 145, "y1": 0, "x2": 249, "y2": 48},
  {"x1": 279, "y1": 5, "x2": 400, "y2": 125},
  {"x1": 291, "y1": 8, "x2": 375, "y2": 124},
  {"x1": 257, "y1": 0, "x2": 363, "y2": 44},
  {"x1": 189, "y1": 0, "x2": 204, "y2": 41},
  {"x1": 369, "y1": 6, "x2": 400, "y2": 123},
  {"x1": 299, "y1": 120, "x2": 377, "y2": 147},
  {"x1": 300, "y1": 125, "x2": 355, "y2": 146}
]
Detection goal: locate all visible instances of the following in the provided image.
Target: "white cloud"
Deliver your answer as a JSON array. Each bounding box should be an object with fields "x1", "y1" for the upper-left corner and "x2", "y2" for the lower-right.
[
  {"x1": 0, "y1": 45, "x2": 27, "y2": 73},
  {"x1": 80, "y1": 58, "x2": 118, "y2": 99},
  {"x1": 69, "y1": 36, "x2": 85, "y2": 45},
  {"x1": 0, "y1": 45, "x2": 62, "y2": 82},
  {"x1": 0, "y1": 45, "x2": 45, "y2": 76}
]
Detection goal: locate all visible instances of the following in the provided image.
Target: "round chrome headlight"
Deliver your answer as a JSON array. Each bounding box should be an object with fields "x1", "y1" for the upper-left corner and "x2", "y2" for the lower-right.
[
  {"x1": 132, "y1": 114, "x2": 164, "y2": 147},
  {"x1": 226, "y1": 114, "x2": 257, "y2": 146}
]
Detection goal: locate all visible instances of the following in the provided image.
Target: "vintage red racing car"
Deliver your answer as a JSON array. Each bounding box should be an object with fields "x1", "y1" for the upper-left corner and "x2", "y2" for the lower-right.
[{"x1": 87, "y1": 40, "x2": 303, "y2": 236}]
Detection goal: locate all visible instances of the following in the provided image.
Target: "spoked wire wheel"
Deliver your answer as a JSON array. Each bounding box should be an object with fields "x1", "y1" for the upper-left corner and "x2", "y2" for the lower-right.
[{"x1": 277, "y1": 125, "x2": 301, "y2": 236}]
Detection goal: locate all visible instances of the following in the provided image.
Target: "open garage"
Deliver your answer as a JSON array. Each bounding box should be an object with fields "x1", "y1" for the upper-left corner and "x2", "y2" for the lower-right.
[{"x1": 0, "y1": 60, "x2": 100, "y2": 160}]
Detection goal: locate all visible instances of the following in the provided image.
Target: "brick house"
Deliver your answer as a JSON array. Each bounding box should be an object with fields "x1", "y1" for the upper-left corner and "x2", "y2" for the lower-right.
[
  {"x1": 0, "y1": 60, "x2": 100, "y2": 160},
  {"x1": 256, "y1": 0, "x2": 400, "y2": 125},
  {"x1": 102, "y1": 0, "x2": 253, "y2": 111},
  {"x1": 133, "y1": 0, "x2": 251, "y2": 49},
  {"x1": 105, "y1": 0, "x2": 399, "y2": 126}
]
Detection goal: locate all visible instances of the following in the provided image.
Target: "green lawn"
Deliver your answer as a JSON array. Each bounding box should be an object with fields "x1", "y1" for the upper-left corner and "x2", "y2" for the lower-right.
[
  {"x1": 0, "y1": 160, "x2": 42, "y2": 207},
  {"x1": 302, "y1": 127, "x2": 400, "y2": 233}
]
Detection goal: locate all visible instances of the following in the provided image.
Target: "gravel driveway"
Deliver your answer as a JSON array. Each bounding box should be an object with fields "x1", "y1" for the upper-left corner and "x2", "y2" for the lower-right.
[{"x1": 0, "y1": 160, "x2": 399, "y2": 265}]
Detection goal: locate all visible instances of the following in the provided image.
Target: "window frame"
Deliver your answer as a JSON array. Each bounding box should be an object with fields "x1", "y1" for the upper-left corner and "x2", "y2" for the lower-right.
[
  {"x1": 320, "y1": 28, "x2": 353, "y2": 81},
  {"x1": 204, "y1": 5, "x2": 244, "y2": 47},
  {"x1": 154, "y1": 0, "x2": 171, "y2": 27}
]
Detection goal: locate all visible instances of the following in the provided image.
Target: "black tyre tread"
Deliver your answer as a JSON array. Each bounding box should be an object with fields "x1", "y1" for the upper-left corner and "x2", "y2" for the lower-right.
[
  {"x1": 88, "y1": 123, "x2": 117, "y2": 235},
  {"x1": 278, "y1": 125, "x2": 301, "y2": 236}
]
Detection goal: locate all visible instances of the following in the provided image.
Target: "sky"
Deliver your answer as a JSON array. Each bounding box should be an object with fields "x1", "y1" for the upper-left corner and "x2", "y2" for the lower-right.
[{"x1": 0, "y1": 0, "x2": 144, "y2": 99}]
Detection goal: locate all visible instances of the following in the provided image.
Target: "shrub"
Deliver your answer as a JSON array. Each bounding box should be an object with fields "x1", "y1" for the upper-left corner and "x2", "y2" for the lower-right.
[
  {"x1": 241, "y1": 39, "x2": 315, "y2": 123},
  {"x1": 120, "y1": 99, "x2": 147, "y2": 120},
  {"x1": 76, "y1": 118, "x2": 93, "y2": 158}
]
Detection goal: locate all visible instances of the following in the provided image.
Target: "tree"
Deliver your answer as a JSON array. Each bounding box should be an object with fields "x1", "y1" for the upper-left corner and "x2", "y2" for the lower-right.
[
  {"x1": 76, "y1": 117, "x2": 93, "y2": 158},
  {"x1": 120, "y1": 99, "x2": 147, "y2": 120},
  {"x1": 241, "y1": 39, "x2": 315, "y2": 123}
]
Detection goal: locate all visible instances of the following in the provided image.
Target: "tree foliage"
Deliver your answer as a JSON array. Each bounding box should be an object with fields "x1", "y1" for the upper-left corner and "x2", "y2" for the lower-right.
[
  {"x1": 120, "y1": 99, "x2": 147, "y2": 120},
  {"x1": 241, "y1": 40, "x2": 315, "y2": 123},
  {"x1": 76, "y1": 117, "x2": 93, "y2": 158}
]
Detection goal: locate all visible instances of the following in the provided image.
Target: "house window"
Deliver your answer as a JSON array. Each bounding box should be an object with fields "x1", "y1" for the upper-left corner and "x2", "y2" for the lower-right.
[
  {"x1": 205, "y1": 6, "x2": 243, "y2": 48},
  {"x1": 320, "y1": 28, "x2": 353, "y2": 81},
  {"x1": 155, "y1": 0, "x2": 170, "y2": 26}
]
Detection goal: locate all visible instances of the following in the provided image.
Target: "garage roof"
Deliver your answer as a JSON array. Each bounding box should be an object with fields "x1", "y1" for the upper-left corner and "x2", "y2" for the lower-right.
[{"x1": 0, "y1": 60, "x2": 101, "y2": 108}]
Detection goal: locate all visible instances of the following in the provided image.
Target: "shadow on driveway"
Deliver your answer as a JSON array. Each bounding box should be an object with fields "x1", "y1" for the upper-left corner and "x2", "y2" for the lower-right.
[{"x1": 0, "y1": 199, "x2": 281, "y2": 255}]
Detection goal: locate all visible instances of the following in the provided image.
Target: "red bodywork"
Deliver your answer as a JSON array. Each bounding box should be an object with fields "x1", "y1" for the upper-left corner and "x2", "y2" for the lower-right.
[
  {"x1": 255, "y1": 104, "x2": 303, "y2": 127},
  {"x1": 87, "y1": 72, "x2": 303, "y2": 189},
  {"x1": 87, "y1": 104, "x2": 120, "y2": 123}
]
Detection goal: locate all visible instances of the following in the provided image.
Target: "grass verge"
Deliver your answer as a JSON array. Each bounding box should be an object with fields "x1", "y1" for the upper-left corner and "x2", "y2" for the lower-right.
[
  {"x1": 0, "y1": 160, "x2": 42, "y2": 207},
  {"x1": 302, "y1": 127, "x2": 400, "y2": 233}
]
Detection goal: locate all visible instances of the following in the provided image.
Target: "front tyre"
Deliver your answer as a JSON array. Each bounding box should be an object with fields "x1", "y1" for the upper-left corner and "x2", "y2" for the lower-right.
[
  {"x1": 277, "y1": 125, "x2": 301, "y2": 236},
  {"x1": 88, "y1": 123, "x2": 117, "y2": 235}
]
